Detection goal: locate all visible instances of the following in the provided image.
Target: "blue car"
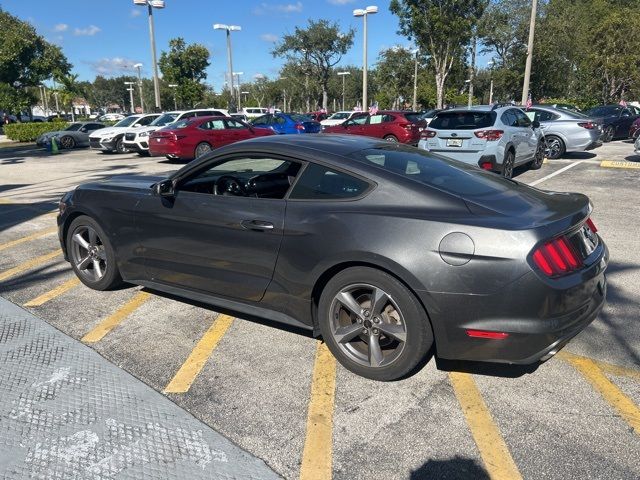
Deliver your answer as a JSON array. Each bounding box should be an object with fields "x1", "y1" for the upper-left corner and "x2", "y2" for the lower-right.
[{"x1": 250, "y1": 113, "x2": 322, "y2": 134}]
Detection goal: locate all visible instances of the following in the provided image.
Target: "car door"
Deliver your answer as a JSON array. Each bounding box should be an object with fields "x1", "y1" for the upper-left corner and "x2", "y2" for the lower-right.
[
  {"x1": 271, "y1": 114, "x2": 288, "y2": 134},
  {"x1": 617, "y1": 108, "x2": 635, "y2": 137},
  {"x1": 136, "y1": 155, "x2": 300, "y2": 302},
  {"x1": 342, "y1": 114, "x2": 368, "y2": 135},
  {"x1": 513, "y1": 109, "x2": 538, "y2": 161},
  {"x1": 500, "y1": 110, "x2": 524, "y2": 160},
  {"x1": 223, "y1": 118, "x2": 252, "y2": 143},
  {"x1": 198, "y1": 119, "x2": 230, "y2": 147},
  {"x1": 365, "y1": 113, "x2": 387, "y2": 138}
]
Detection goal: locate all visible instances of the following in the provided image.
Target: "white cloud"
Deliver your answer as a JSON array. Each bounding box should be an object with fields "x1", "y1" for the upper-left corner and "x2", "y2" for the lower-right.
[
  {"x1": 253, "y1": 2, "x2": 303, "y2": 15},
  {"x1": 87, "y1": 57, "x2": 137, "y2": 76},
  {"x1": 130, "y1": 8, "x2": 141, "y2": 17},
  {"x1": 328, "y1": 0, "x2": 355, "y2": 4},
  {"x1": 74, "y1": 25, "x2": 101, "y2": 36},
  {"x1": 53, "y1": 23, "x2": 68, "y2": 32},
  {"x1": 260, "y1": 33, "x2": 278, "y2": 42}
]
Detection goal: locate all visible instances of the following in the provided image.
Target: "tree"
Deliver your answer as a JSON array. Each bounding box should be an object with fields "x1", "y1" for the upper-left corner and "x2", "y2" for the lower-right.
[
  {"x1": 374, "y1": 47, "x2": 416, "y2": 109},
  {"x1": 159, "y1": 37, "x2": 210, "y2": 109},
  {"x1": 273, "y1": 19, "x2": 354, "y2": 110},
  {"x1": 0, "y1": 8, "x2": 71, "y2": 113},
  {"x1": 390, "y1": 0, "x2": 486, "y2": 108}
]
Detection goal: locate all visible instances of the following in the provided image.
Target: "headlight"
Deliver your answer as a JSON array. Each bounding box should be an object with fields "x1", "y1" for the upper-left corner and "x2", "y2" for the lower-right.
[
  {"x1": 139, "y1": 132, "x2": 148, "y2": 138},
  {"x1": 102, "y1": 137, "x2": 113, "y2": 142}
]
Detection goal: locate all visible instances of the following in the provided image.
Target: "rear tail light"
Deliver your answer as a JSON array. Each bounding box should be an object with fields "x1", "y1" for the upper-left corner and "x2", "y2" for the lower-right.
[
  {"x1": 474, "y1": 129, "x2": 504, "y2": 141},
  {"x1": 466, "y1": 330, "x2": 509, "y2": 340},
  {"x1": 295, "y1": 123, "x2": 305, "y2": 131},
  {"x1": 532, "y1": 236, "x2": 582, "y2": 277},
  {"x1": 586, "y1": 217, "x2": 598, "y2": 233},
  {"x1": 420, "y1": 129, "x2": 437, "y2": 139},
  {"x1": 399, "y1": 122, "x2": 416, "y2": 131},
  {"x1": 578, "y1": 122, "x2": 597, "y2": 129}
]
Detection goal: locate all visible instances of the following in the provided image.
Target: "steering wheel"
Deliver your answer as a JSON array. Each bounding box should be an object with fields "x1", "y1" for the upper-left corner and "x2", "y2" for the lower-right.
[{"x1": 214, "y1": 175, "x2": 247, "y2": 196}]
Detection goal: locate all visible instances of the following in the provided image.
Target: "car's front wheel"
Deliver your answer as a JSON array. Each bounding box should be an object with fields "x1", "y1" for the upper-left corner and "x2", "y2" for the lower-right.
[
  {"x1": 318, "y1": 267, "x2": 433, "y2": 381},
  {"x1": 59, "y1": 135, "x2": 75, "y2": 149},
  {"x1": 530, "y1": 141, "x2": 545, "y2": 170},
  {"x1": 384, "y1": 135, "x2": 399, "y2": 142},
  {"x1": 115, "y1": 137, "x2": 127, "y2": 153},
  {"x1": 502, "y1": 149, "x2": 515, "y2": 179},
  {"x1": 66, "y1": 216, "x2": 123, "y2": 290},
  {"x1": 602, "y1": 126, "x2": 615, "y2": 143}
]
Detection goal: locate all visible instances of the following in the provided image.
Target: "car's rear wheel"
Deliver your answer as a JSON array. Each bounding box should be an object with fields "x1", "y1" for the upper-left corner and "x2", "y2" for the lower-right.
[
  {"x1": 59, "y1": 135, "x2": 75, "y2": 149},
  {"x1": 502, "y1": 149, "x2": 515, "y2": 179},
  {"x1": 530, "y1": 141, "x2": 545, "y2": 170},
  {"x1": 115, "y1": 137, "x2": 127, "y2": 153},
  {"x1": 66, "y1": 216, "x2": 123, "y2": 291},
  {"x1": 195, "y1": 142, "x2": 212, "y2": 158},
  {"x1": 602, "y1": 126, "x2": 615, "y2": 143},
  {"x1": 544, "y1": 135, "x2": 565, "y2": 159},
  {"x1": 384, "y1": 135, "x2": 399, "y2": 143},
  {"x1": 318, "y1": 267, "x2": 433, "y2": 381}
]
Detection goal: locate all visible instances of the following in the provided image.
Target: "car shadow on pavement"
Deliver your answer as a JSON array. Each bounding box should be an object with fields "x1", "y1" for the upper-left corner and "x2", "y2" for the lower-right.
[
  {"x1": 563, "y1": 151, "x2": 597, "y2": 160},
  {"x1": 410, "y1": 456, "x2": 489, "y2": 480},
  {"x1": 0, "y1": 201, "x2": 58, "y2": 233},
  {"x1": 623, "y1": 155, "x2": 640, "y2": 162}
]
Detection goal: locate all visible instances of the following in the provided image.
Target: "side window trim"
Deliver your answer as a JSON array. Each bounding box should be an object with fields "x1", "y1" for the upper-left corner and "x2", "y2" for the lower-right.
[{"x1": 285, "y1": 161, "x2": 375, "y2": 202}]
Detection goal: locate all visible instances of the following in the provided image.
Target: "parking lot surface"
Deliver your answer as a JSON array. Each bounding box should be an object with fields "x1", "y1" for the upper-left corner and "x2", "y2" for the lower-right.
[{"x1": 0, "y1": 142, "x2": 639, "y2": 479}]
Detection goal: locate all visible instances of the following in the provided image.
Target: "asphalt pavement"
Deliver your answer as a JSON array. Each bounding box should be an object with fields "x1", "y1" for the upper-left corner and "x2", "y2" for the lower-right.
[{"x1": 0, "y1": 140, "x2": 638, "y2": 479}]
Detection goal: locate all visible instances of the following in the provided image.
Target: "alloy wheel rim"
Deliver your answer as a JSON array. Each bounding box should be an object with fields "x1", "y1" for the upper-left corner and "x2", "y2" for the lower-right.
[
  {"x1": 545, "y1": 139, "x2": 561, "y2": 158},
  {"x1": 385, "y1": 136, "x2": 398, "y2": 142},
  {"x1": 503, "y1": 155, "x2": 514, "y2": 178},
  {"x1": 196, "y1": 144, "x2": 211, "y2": 156},
  {"x1": 61, "y1": 136, "x2": 73, "y2": 148},
  {"x1": 70, "y1": 225, "x2": 107, "y2": 282},
  {"x1": 329, "y1": 283, "x2": 407, "y2": 368}
]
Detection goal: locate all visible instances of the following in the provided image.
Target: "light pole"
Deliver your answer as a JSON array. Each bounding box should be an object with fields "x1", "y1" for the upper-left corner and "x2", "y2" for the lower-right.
[
  {"x1": 214, "y1": 23, "x2": 241, "y2": 112},
  {"x1": 487, "y1": 59, "x2": 495, "y2": 104},
  {"x1": 133, "y1": 63, "x2": 144, "y2": 113},
  {"x1": 353, "y1": 5, "x2": 377, "y2": 110},
  {"x1": 233, "y1": 72, "x2": 243, "y2": 110},
  {"x1": 337, "y1": 71, "x2": 350, "y2": 110},
  {"x1": 53, "y1": 91, "x2": 60, "y2": 113},
  {"x1": 412, "y1": 48, "x2": 419, "y2": 111},
  {"x1": 168, "y1": 84, "x2": 178, "y2": 110},
  {"x1": 124, "y1": 82, "x2": 136, "y2": 113},
  {"x1": 521, "y1": 0, "x2": 537, "y2": 105},
  {"x1": 133, "y1": 0, "x2": 164, "y2": 111}
]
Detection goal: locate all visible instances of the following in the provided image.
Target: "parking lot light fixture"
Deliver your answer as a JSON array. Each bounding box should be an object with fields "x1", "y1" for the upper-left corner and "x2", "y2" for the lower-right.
[
  {"x1": 124, "y1": 81, "x2": 136, "y2": 113},
  {"x1": 214, "y1": 24, "x2": 242, "y2": 112},
  {"x1": 337, "y1": 71, "x2": 351, "y2": 110},
  {"x1": 353, "y1": 6, "x2": 378, "y2": 110},
  {"x1": 133, "y1": 0, "x2": 164, "y2": 111},
  {"x1": 168, "y1": 84, "x2": 178, "y2": 110}
]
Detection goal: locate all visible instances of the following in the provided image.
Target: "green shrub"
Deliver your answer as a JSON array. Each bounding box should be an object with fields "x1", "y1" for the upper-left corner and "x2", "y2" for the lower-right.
[{"x1": 3, "y1": 122, "x2": 69, "y2": 142}]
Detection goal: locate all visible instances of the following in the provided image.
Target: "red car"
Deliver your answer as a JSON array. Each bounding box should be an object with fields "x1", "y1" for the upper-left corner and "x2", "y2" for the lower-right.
[
  {"x1": 629, "y1": 117, "x2": 640, "y2": 139},
  {"x1": 322, "y1": 110, "x2": 426, "y2": 144},
  {"x1": 306, "y1": 111, "x2": 330, "y2": 122},
  {"x1": 148, "y1": 116, "x2": 275, "y2": 160}
]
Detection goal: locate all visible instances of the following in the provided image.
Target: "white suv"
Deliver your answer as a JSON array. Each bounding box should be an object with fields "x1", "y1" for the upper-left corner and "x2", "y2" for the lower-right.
[
  {"x1": 122, "y1": 108, "x2": 229, "y2": 155},
  {"x1": 89, "y1": 114, "x2": 160, "y2": 153},
  {"x1": 418, "y1": 105, "x2": 544, "y2": 178},
  {"x1": 242, "y1": 107, "x2": 269, "y2": 119},
  {"x1": 320, "y1": 111, "x2": 360, "y2": 128}
]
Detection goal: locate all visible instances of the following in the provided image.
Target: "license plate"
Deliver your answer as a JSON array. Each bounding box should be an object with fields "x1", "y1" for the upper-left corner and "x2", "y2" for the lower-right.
[{"x1": 446, "y1": 138, "x2": 463, "y2": 147}]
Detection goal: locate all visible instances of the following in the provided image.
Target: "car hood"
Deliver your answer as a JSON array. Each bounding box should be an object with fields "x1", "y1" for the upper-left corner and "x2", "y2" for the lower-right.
[
  {"x1": 77, "y1": 174, "x2": 169, "y2": 194},
  {"x1": 89, "y1": 126, "x2": 135, "y2": 138}
]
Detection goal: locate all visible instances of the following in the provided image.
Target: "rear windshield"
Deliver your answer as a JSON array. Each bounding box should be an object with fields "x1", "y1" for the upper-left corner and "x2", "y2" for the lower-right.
[
  {"x1": 290, "y1": 114, "x2": 313, "y2": 122},
  {"x1": 170, "y1": 120, "x2": 193, "y2": 129},
  {"x1": 429, "y1": 111, "x2": 496, "y2": 130},
  {"x1": 348, "y1": 144, "x2": 514, "y2": 197},
  {"x1": 151, "y1": 113, "x2": 179, "y2": 126},
  {"x1": 330, "y1": 112, "x2": 351, "y2": 120}
]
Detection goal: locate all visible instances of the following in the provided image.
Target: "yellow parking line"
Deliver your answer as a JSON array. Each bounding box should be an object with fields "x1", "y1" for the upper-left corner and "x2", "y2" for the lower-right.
[
  {"x1": 81, "y1": 291, "x2": 151, "y2": 343},
  {"x1": 558, "y1": 351, "x2": 640, "y2": 382},
  {"x1": 450, "y1": 372, "x2": 523, "y2": 480},
  {"x1": 0, "y1": 249, "x2": 62, "y2": 282},
  {"x1": 299, "y1": 342, "x2": 336, "y2": 480},
  {"x1": 0, "y1": 226, "x2": 57, "y2": 252},
  {"x1": 163, "y1": 314, "x2": 234, "y2": 394},
  {"x1": 23, "y1": 277, "x2": 81, "y2": 307},
  {"x1": 600, "y1": 160, "x2": 640, "y2": 169},
  {"x1": 561, "y1": 353, "x2": 640, "y2": 435}
]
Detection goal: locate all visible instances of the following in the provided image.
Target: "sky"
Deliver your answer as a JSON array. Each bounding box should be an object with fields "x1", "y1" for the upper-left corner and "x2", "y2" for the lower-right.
[{"x1": 2, "y1": 0, "x2": 417, "y2": 90}]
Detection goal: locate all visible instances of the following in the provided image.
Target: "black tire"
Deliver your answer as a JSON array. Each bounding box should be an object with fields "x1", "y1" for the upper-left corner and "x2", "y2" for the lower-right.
[
  {"x1": 543, "y1": 135, "x2": 565, "y2": 160},
  {"x1": 115, "y1": 137, "x2": 127, "y2": 153},
  {"x1": 502, "y1": 149, "x2": 515, "y2": 179},
  {"x1": 383, "y1": 135, "x2": 399, "y2": 143},
  {"x1": 195, "y1": 142, "x2": 213, "y2": 158},
  {"x1": 318, "y1": 267, "x2": 433, "y2": 381},
  {"x1": 66, "y1": 215, "x2": 123, "y2": 291},
  {"x1": 530, "y1": 141, "x2": 545, "y2": 170},
  {"x1": 60, "y1": 136, "x2": 75, "y2": 149},
  {"x1": 602, "y1": 126, "x2": 615, "y2": 143}
]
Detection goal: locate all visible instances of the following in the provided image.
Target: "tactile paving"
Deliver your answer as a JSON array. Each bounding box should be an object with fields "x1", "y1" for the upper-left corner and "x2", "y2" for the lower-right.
[{"x1": 0, "y1": 297, "x2": 280, "y2": 479}]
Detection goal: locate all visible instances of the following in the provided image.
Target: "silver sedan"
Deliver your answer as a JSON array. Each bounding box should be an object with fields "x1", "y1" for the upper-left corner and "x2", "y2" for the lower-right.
[{"x1": 527, "y1": 106, "x2": 602, "y2": 159}]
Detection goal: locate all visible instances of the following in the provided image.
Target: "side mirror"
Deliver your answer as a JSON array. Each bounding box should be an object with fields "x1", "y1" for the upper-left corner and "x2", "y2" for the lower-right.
[
  {"x1": 531, "y1": 120, "x2": 540, "y2": 129},
  {"x1": 153, "y1": 179, "x2": 175, "y2": 198}
]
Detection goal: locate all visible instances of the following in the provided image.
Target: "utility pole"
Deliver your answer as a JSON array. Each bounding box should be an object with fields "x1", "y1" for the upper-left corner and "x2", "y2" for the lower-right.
[
  {"x1": 521, "y1": 0, "x2": 537, "y2": 105},
  {"x1": 125, "y1": 82, "x2": 135, "y2": 113},
  {"x1": 468, "y1": 35, "x2": 476, "y2": 107},
  {"x1": 412, "y1": 49, "x2": 419, "y2": 111},
  {"x1": 134, "y1": 63, "x2": 144, "y2": 113}
]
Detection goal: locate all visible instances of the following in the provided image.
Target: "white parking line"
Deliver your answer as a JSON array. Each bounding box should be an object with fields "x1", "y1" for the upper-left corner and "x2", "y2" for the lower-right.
[{"x1": 528, "y1": 161, "x2": 584, "y2": 187}]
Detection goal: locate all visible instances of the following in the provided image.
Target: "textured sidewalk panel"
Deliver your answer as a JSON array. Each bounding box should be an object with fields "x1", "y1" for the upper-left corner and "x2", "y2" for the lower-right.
[{"x1": 0, "y1": 297, "x2": 281, "y2": 480}]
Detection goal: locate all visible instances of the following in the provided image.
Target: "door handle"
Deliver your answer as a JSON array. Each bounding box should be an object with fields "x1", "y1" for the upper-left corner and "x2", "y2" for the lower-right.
[{"x1": 241, "y1": 219, "x2": 274, "y2": 231}]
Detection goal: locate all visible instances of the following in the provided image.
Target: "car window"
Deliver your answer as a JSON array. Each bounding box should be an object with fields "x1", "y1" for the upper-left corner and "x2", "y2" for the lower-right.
[
  {"x1": 369, "y1": 114, "x2": 384, "y2": 125},
  {"x1": 346, "y1": 115, "x2": 368, "y2": 126},
  {"x1": 290, "y1": 114, "x2": 313, "y2": 122},
  {"x1": 430, "y1": 111, "x2": 496, "y2": 130},
  {"x1": 289, "y1": 163, "x2": 370, "y2": 200},
  {"x1": 500, "y1": 110, "x2": 518, "y2": 127},
  {"x1": 513, "y1": 109, "x2": 532, "y2": 127},
  {"x1": 621, "y1": 109, "x2": 632, "y2": 117},
  {"x1": 151, "y1": 113, "x2": 179, "y2": 126},
  {"x1": 199, "y1": 120, "x2": 226, "y2": 130},
  {"x1": 65, "y1": 123, "x2": 82, "y2": 131},
  {"x1": 403, "y1": 113, "x2": 423, "y2": 123},
  {"x1": 170, "y1": 120, "x2": 193, "y2": 129},
  {"x1": 530, "y1": 110, "x2": 557, "y2": 122},
  {"x1": 330, "y1": 112, "x2": 350, "y2": 120},
  {"x1": 224, "y1": 119, "x2": 248, "y2": 129},
  {"x1": 113, "y1": 116, "x2": 138, "y2": 127},
  {"x1": 181, "y1": 156, "x2": 302, "y2": 199},
  {"x1": 137, "y1": 116, "x2": 156, "y2": 126},
  {"x1": 274, "y1": 116, "x2": 287, "y2": 125},
  {"x1": 88, "y1": 123, "x2": 104, "y2": 130},
  {"x1": 252, "y1": 115, "x2": 269, "y2": 126}
]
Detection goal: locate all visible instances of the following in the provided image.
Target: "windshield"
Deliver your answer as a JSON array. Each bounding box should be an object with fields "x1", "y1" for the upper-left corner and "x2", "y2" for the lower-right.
[
  {"x1": 65, "y1": 123, "x2": 82, "y2": 131},
  {"x1": 429, "y1": 111, "x2": 496, "y2": 130},
  {"x1": 150, "y1": 113, "x2": 179, "y2": 126},
  {"x1": 113, "y1": 116, "x2": 138, "y2": 128},
  {"x1": 348, "y1": 144, "x2": 514, "y2": 198},
  {"x1": 330, "y1": 112, "x2": 350, "y2": 120}
]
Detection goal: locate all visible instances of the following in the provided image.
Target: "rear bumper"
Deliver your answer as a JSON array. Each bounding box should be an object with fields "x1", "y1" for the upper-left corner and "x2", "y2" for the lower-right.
[{"x1": 422, "y1": 240, "x2": 608, "y2": 364}]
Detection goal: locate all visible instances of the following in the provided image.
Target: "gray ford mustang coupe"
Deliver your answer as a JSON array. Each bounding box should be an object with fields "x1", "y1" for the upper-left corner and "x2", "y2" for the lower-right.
[{"x1": 57, "y1": 135, "x2": 608, "y2": 381}]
